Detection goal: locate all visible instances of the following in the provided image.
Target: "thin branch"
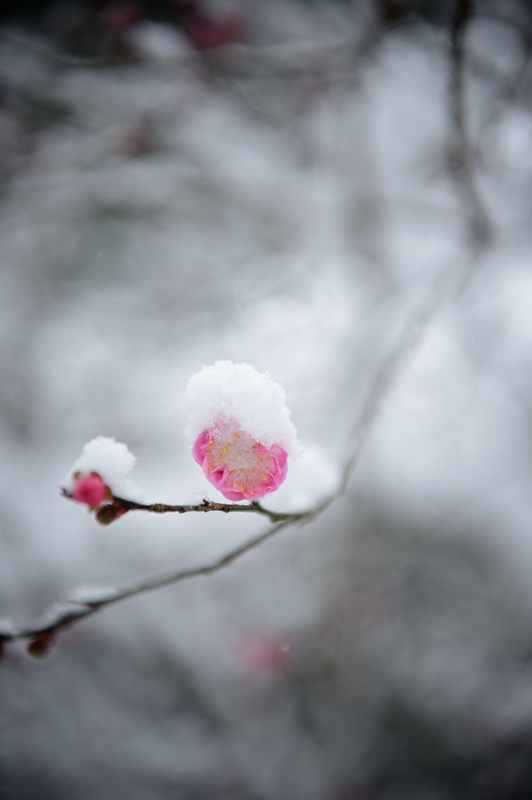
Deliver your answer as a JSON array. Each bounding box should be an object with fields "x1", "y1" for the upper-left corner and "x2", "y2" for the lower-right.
[
  {"x1": 449, "y1": 0, "x2": 492, "y2": 244},
  {"x1": 60, "y1": 487, "x2": 305, "y2": 524},
  {"x1": 1, "y1": 511, "x2": 319, "y2": 654},
  {"x1": 108, "y1": 495, "x2": 306, "y2": 524}
]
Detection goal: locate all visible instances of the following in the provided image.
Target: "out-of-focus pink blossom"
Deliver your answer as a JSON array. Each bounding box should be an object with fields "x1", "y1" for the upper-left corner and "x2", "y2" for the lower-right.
[
  {"x1": 192, "y1": 418, "x2": 287, "y2": 501},
  {"x1": 72, "y1": 472, "x2": 107, "y2": 509},
  {"x1": 240, "y1": 634, "x2": 293, "y2": 673},
  {"x1": 173, "y1": 1, "x2": 245, "y2": 51},
  {"x1": 183, "y1": 12, "x2": 245, "y2": 51}
]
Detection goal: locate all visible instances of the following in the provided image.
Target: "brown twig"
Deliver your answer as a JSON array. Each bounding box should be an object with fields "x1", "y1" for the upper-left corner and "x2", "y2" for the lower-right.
[{"x1": 108, "y1": 495, "x2": 306, "y2": 524}]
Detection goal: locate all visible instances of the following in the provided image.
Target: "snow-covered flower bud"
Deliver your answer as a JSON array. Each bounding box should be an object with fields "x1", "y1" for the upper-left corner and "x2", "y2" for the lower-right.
[
  {"x1": 61, "y1": 436, "x2": 143, "y2": 506},
  {"x1": 185, "y1": 361, "x2": 300, "y2": 501}
]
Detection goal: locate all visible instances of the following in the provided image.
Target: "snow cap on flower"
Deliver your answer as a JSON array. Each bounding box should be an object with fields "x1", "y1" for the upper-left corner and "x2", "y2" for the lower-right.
[
  {"x1": 185, "y1": 361, "x2": 300, "y2": 453},
  {"x1": 61, "y1": 436, "x2": 143, "y2": 502},
  {"x1": 184, "y1": 361, "x2": 300, "y2": 501}
]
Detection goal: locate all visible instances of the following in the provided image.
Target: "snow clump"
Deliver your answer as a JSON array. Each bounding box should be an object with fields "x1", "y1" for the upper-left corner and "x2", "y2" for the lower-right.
[
  {"x1": 61, "y1": 436, "x2": 143, "y2": 502},
  {"x1": 184, "y1": 361, "x2": 300, "y2": 501}
]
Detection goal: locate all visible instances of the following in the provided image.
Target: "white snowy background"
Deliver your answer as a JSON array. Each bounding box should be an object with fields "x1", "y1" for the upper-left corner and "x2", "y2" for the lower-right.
[{"x1": 2, "y1": 2, "x2": 532, "y2": 798}]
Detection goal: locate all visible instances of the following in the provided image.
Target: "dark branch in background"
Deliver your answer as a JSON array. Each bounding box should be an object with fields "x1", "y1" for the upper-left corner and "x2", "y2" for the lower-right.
[{"x1": 449, "y1": 0, "x2": 492, "y2": 244}]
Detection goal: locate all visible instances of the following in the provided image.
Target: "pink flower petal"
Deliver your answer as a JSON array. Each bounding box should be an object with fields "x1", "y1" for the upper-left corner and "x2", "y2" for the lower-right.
[{"x1": 193, "y1": 419, "x2": 288, "y2": 501}]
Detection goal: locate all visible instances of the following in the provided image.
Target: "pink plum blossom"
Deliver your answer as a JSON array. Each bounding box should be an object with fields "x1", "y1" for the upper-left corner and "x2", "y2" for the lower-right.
[
  {"x1": 185, "y1": 361, "x2": 299, "y2": 500},
  {"x1": 72, "y1": 472, "x2": 107, "y2": 509},
  {"x1": 192, "y1": 418, "x2": 288, "y2": 501}
]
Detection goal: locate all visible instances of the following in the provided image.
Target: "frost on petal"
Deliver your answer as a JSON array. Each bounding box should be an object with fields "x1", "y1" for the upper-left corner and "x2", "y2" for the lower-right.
[
  {"x1": 61, "y1": 436, "x2": 143, "y2": 501},
  {"x1": 185, "y1": 362, "x2": 299, "y2": 501}
]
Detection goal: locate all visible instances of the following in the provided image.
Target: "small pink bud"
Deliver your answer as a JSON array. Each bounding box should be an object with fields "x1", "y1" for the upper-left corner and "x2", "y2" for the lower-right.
[
  {"x1": 72, "y1": 473, "x2": 107, "y2": 509},
  {"x1": 178, "y1": 6, "x2": 245, "y2": 51}
]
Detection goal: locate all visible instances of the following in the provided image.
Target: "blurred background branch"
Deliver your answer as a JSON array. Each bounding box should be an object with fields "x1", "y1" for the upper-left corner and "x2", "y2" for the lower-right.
[{"x1": 449, "y1": 0, "x2": 492, "y2": 244}]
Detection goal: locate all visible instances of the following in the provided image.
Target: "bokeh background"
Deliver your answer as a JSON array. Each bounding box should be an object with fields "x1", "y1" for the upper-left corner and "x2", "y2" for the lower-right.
[{"x1": 2, "y1": 1, "x2": 532, "y2": 798}]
